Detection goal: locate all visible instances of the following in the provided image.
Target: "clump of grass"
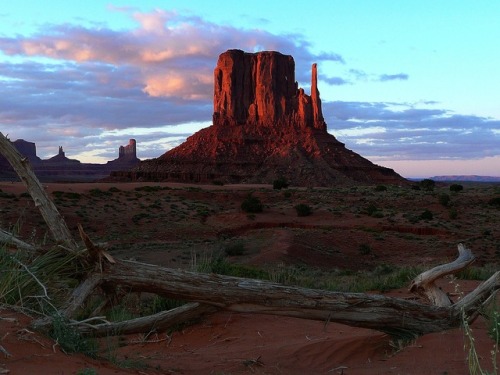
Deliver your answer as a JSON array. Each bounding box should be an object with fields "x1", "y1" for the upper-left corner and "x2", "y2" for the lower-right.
[
  {"x1": 0, "y1": 246, "x2": 82, "y2": 309},
  {"x1": 50, "y1": 315, "x2": 99, "y2": 358},
  {"x1": 462, "y1": 308, "x2": 499, "y2": 375},
  {"x1": 224, "y1": 242, "x2": 246, "y2": 256}
]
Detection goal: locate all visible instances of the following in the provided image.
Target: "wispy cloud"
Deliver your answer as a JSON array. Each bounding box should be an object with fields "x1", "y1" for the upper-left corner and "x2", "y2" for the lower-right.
[
  {"x1": 378, "y1": 73, "x2": 408, "y2": 81},
  {"x1": 326, "y1": 101, "x2": 500, "y2": 160}
]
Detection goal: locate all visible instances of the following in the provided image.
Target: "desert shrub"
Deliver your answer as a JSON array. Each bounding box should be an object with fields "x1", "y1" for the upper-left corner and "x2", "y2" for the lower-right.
[
  {"x1": 374, "y1": 185, "x2": 387, "y2": 192},
  {"x1": 132, "y1": 212, "x2": 151, "y2": 223},
  {"x1": 438, "y1": 193, "x2": 451, "y2": 207},
  {"x1": 419, "y1": 209, "x2": 433, "y2": 220},
  {"x1": 212, "y1": 180, "x2": 224, "y2": 186},
  {"x1": 134, "y1": 185, "x2": 163, "y2": 192},
  {"x1": 358, "y1": 243, "x2": 372, "y2": 255},
  {"x1": 283, "y1": 190, "x2": 292, "y2": 198},
  {"x1": 0, "y1": 189, "x2": 16, "y2": 199},
  {"x1": 449, "y1": 184, "x2": 463, "y2": 192},
  {"x1": 108, "y1": 187, "x2": 121, "y2": 193},
  {"x1": 241, "y1": 194, "x2": 263, "y2": 213},
  {"x1": 449, "y1": 208, "x2": 458, "y2": 219},
  {"x1": 411, "y1": 184, "x2": 421, "y2": 191},
  {"x1": 89, "y1": 188, "x2": 111, "y2": 198},
  {"x1": 419, "y1": 179, "x2": 435, "y2": 191},
  {"x1": 365, "y1": 203, "x2": 383, "y2": 217},
  {"x1": 488, "y1": 197, "x2": 500, "y2": 207},
  {"x1": 273, "y1": 176, "x2": 289, "y2": 190},
  {"x1": 224, "y1": 242, "x2": 245, "y2": 256},
  {"x1": 294, "y1": 203, "x2": 312, "y2": 217}
]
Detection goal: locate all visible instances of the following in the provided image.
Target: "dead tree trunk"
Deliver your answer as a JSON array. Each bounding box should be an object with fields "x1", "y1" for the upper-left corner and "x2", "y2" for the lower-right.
[
  {"x1": 91, "y1": 254, "x2": 497, "y2": 338},
  {"x1": 0, "y1": 132, "x2": 78, "y2": 251}
]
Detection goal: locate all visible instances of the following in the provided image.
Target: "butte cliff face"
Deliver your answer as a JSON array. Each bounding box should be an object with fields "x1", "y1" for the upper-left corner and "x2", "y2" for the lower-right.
[
  {"x1": 125, "y1": 49, "x2": 406, "y2": 186},
  {"x1": 213, "y1": 50, "x2": 325, "y2": 131}
]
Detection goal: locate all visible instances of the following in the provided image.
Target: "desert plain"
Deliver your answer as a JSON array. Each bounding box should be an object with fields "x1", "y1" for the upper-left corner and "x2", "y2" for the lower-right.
[{"x1": 0, "y1": 180, "x2": 499, "y2": 374}]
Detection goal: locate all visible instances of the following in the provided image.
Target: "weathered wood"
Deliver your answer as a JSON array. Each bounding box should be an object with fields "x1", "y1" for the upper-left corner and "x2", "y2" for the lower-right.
[
  {"x1": 76, "y1": 302, "x2": 217, "y2": 337},
  {"x1": 96, "y1": 259, "x2": 461, "y2": 337},
  {"x1": 0, "y1": 228, "x2": 36, "y2": 252},
  {"x1": 63, "y1": 273, "x2": 104, "y2": 319},
  {"x1": 409, "y1": 244, "x2": 475, "y2": 306},
  {"x1": 453, "y1": 271, "x2": 500, "y2": 320},
  {"x1": 0, "y1": 132, "x2": 78, "y2": 251}
]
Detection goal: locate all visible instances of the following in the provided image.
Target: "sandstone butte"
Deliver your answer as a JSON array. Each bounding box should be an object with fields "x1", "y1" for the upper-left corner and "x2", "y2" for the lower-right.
[{"x1": 118, "y1": 49, "x2": 407, "y2": 186}]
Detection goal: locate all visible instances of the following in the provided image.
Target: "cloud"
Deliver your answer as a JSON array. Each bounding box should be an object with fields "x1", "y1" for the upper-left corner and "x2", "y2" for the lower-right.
[
  {"x1": 0, "y1": 8, "x2": 346, "y2": 160},
  {"x1": 378, "y1": 73, "x2": 409, "y2": 81},
  {"x1": 322, "y1": 76, "x2": 350, "y2": 86},
  {"x1": 325, "y1": 101, "x2": 500, "y2": 160}
]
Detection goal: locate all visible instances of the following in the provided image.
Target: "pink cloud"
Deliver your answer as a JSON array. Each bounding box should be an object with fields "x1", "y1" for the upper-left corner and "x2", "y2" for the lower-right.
[{"x1": 0, "y1": 8, "x2": 327, "y2": 100}]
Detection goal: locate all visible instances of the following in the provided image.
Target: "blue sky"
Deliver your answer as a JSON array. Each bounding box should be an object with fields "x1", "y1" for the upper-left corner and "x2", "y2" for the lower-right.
[{"x1": 0, "y1": 1, "x2": 499, "y2": 178}]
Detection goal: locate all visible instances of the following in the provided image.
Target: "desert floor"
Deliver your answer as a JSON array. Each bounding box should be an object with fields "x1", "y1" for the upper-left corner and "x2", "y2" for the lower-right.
[{"x1": 0, "y1": 180, "x2": 499, "y2": 374}]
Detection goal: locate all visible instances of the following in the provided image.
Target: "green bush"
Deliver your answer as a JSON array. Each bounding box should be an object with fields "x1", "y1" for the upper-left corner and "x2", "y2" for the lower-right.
[
  {"x1": 50, "y1": 315, "x2": 98, "y2": 358},
  {"x1": 419, "y1": 179, "x2": 435, "y2": 191},
  {"x1": 294, "y1": 203, "x2": 312, "y2": 217},
  {"x1": 241, "y1": 194, "x2": 263, "y2": 213},
  {"x1": 449, "y1": 184, "x2": 463, "y2": 192},
  {"x1": 438, "y1": 193, "x2": 451, "y2": 207},
  {"x1": 374, "y1": 185, "x2": 387, "y2": 192},
  {"x1": 359, "y1": 244, "x2": 372, "y2": 255},
  {"x1": 273, "y1": 177, "x2": 289, "y2": 190},
  {"x1": 488, "y1": 197, "x2": 500, "y2": 207},
  {"x1": 449, "y1": 208, "x2": 458, "y2": 219},
  {"x1": 419, "y1": 209, "x2": 433, "y2": 220}
]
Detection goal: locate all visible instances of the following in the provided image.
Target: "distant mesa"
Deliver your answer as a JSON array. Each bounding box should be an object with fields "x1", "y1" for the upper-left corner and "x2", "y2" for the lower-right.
[
  {"x1": 0, "y1": 138, "x2": 140, "y2": 182},
  {"x1": 117, "y1": 49, "x2": 406, "y2": 186}
]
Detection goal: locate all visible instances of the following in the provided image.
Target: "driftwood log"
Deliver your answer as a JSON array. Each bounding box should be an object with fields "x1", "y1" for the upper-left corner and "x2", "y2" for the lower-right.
[{"x1": 1, "y1": 132, "x2": 499, "y2": 339}]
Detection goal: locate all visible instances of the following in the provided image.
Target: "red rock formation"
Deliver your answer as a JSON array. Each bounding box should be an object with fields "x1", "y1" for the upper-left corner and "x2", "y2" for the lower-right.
[
  {"x1": 213, "y1": 50, "x2": 325, "y2": 131},
  {"x1": 119, "y1": 139, "x2": 138, "y2": 160},
  {"x1": 122, "y1": 49, "x2": 406, "y2": 186}
]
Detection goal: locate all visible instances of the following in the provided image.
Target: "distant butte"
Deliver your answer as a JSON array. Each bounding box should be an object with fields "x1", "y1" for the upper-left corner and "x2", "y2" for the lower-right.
[
  {"x1": 0, "y1": 139, "x2": 140, "y2": 182},
  {"x1": 118, "y1": 49, "x2": 407, "y2": 186}
]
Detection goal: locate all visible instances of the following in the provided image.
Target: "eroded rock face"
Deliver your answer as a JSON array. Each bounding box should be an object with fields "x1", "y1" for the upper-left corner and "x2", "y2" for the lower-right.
[
  {"x1": 122, "y1": 49, "x2": 406, "y2": 186},
  {"x1": 213, "y1": 49, "x2": 325, "y2": 131}
]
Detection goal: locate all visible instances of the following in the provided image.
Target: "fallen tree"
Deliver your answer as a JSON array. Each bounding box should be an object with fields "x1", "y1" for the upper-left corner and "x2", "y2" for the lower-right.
[{"x1": 0, "y1": 131, "x2": 499, "y2": 340}]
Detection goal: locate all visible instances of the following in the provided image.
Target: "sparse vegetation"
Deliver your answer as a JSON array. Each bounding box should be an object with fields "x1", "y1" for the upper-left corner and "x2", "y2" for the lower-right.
[
  {"x1": 241, "y1": 193, "x2": 263, "y2": 213},
  {"x1": 294, "y1": 203, "x2": 312, "y2": 217},
  {"x1": 439, "y1": 193, "x2": 451, "y2": 207},
  {"x1": 273, "y1": 176, "x2": 289, "y2": 190},
  {"x1": 450, "y1": 184, "x2": 464, "y2": 192},
  {"x1": 419, "y1": 209, "x2": 433, "y2": 220}
]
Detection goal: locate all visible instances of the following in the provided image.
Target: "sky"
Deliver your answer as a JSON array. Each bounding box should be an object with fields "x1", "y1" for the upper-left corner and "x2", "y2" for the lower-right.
[{"x1": 0, "y1": 1, "x2": 499, "y2": 178}]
